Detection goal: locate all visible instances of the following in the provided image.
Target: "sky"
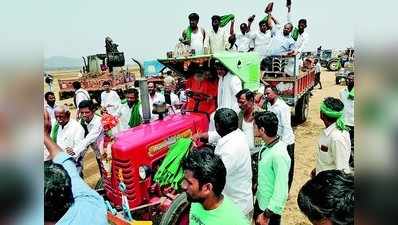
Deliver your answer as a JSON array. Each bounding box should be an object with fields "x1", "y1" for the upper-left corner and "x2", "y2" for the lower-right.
[{"x1": 37, "y1": 0, "x2": 355, "y2": 62}]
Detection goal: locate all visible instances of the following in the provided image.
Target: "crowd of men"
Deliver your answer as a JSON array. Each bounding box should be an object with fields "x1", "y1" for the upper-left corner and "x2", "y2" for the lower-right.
[
  {"x1": 44, "y1": 4, "x2": 355, "y2": 225},
  {"x1": 44, "y1": 71, "x2": 355, "y2": 225},
  {"x1": 179, "y1": 9, "x2": 308, "y2": 56},
  {"x1": 178, "y1": 4, "x2": 308, "y2": 77}
]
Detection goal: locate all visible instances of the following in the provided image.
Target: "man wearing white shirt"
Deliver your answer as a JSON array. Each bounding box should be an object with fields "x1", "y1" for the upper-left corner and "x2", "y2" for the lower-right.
[
  {"x1": 51, "y1": 105, "x2": 85, "y2": 157},
  {"x1": 314, "y1": 58, "x2": 323, "y2": 89},
  {"x1": 148, "y1": 82, "x2": 165, "y2": 116},
  {"x1": 180, "y1": 13, "x2": 207, "y2": 55},
  {"x1": 100, "y1": 81, "x2": 121, "y2": 116},
  {"x1": 339, "y1": 73, "x2": 354, "y2": 167},
  {"x1": 44, "y1": 92, "x2": 57, "y2": 125},
  {"x1": 213, "y1": 108, "x2": 253, "y2": 218},
  {"x1": 72, "y1": 81, "x2": 90, "y2": 109},
  {"x1": 289, "y1": 13, "x2": 309, "y2": 77},
  {"x1": 250, "y1": 20, "x2": 272, "y2": 59},
  {"x1": 314, "y1": 97, "x2": 351, "y2": 175},
  {"x1": 66, "y1": 100, "x2": 103, "y2": 176},
  {"x1": 267, "y1": 19, "x2": 296, "y2": 56},
  {"x1": 264, "y1": 86, "x2": 295, "y2": 191},
  {"x1": 284, "y1": 6, "x2": 309, "y2": 54},
  {"x1": 205, "y1": 15, "x2": 230, "y2": 54},
  {"x1": 207, "y1": 61, "x2": 242, "y2": 133},
  {"x1": 291, "y1": 19, "x2": 308, "y2": 54},
  {"x1": 234, "y1": 18, "x2": 255, "y2": 52},
  {"x1": 164, "y1": 76, "x2": 180, "y2": 114},
  {"x1": 287, "y1": 7, "x2": 309, "y2": 56},
  {"x1": 234, "y1": 30, "x2": 253, "y2": 52},
  {"x1": 117, "y1": 88, "x2": 143, "y2": 132},
  {"x1": 261, "y1": 13, "x2": 297, "y2": 77},
  {"x1": 215, "y1": 61, "x2": 242, "y2": 114}
]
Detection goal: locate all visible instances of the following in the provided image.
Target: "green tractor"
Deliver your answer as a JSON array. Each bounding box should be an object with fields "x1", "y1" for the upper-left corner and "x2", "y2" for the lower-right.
[
  {"x1": 320, "y1": 48, "x2": 354, "y2": 72},
  {"x1": 319, "y1": 49, "x2": 342, "y2": 71}
]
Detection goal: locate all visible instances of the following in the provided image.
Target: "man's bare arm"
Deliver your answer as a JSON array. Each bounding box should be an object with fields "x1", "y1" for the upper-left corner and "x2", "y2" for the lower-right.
[
  {"x1": 44, "y1": 132, "x2": 61, "y2": 159},
  {"x1": 247, "y1": 15, "x2": 255, "y2": 32},
  {"x1": 230, "y1": 19, "x2": 235, "y2": 35}
]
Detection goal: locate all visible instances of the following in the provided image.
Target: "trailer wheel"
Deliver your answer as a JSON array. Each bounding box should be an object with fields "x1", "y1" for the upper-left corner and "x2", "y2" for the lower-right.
[
  {"x1": 159, "y1": 193, "x2": 190, "y2": 225},
  {"x1": 335, "y1": 77, "x2": 341, "y2": 85},
  {"x1": 294, "y1": 93, "x2": 309, "y2": 124}
]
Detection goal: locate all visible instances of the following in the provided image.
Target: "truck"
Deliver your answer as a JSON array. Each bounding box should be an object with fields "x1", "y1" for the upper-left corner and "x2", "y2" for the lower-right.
[
  {"x1": 103, "y1": 52, "x2": 261, "y2": 225},
  {"x1": 261, "y1": 55, "x2": 316, "y2": 124},
  {"x1": 57, "y1": 37, "x2": 136, "y2": 104}
]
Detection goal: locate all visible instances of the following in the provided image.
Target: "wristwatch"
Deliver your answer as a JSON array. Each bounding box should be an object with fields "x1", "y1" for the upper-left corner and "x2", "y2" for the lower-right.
[{"x1": 263, "y1": 209, "x2": 274, "y2": 218}]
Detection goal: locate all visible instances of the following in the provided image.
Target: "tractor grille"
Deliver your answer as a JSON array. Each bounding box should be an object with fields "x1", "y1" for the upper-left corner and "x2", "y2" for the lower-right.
[{"x1": 104, "y1": 158, "x2": 139, "y2": 208}]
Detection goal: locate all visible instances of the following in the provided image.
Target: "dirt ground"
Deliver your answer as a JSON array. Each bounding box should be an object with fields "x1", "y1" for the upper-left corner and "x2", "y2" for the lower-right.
[
  {"x1": 45, "y1": 69, "x2": 343, "y2": 225},
  {"x1": 282, "y1": 70, "x2": 340, "y2": 225}
]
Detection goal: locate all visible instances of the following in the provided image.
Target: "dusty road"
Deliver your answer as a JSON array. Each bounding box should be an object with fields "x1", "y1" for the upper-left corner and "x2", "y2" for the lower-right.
[{"x1": 45, "y1": 69, "x2": 344, "y2": 225}]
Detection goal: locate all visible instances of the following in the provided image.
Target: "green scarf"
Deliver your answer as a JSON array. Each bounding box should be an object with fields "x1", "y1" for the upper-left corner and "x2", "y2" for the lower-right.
[
  {"x1": 128, "y1": 101, "x2": 142, "y2": 128},
  {"x1": 220, "y1": 14, "x2": 235, "y2": 27},
  {"x1": 261, "y1": 15, "x2": 269, "y2": 23},
  {"x1": 80, "y1": 119, "x2": 89, "y2": 137},
  {"x1": 154, "y1": 138, "x2": 192, "y2": 190},
  {"x1": 184, "y1": 26, "x2": 193, "y2": 42},
  {"x1": 51, "y1": 123, "x2": 60, "y2": 143},
  {"x1": 348, "y1": 88, "x2": 354, "y2": 100},
  {"x1": 320, "y1": 101, "x2": 347, "y2": 131},
  {"x1": 291, "y1": 27, "x2": 300, "y2": 41}
]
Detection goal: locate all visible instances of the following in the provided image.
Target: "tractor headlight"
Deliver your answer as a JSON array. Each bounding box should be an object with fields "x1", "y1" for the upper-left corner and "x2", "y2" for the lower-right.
[{"x1": 138, "y1": 165, "x2": 151, "y2": 180}]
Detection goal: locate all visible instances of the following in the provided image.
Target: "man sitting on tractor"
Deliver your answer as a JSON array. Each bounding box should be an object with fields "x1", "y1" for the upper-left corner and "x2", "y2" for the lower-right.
[{"x1": 182, "y1": 148, "x2": 251, "y2": 225}]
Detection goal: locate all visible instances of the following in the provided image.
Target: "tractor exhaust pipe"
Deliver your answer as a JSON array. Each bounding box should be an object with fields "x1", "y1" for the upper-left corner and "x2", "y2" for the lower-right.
[{"x1": 131, "y1": 58, "x2": 151, "y2": 124}]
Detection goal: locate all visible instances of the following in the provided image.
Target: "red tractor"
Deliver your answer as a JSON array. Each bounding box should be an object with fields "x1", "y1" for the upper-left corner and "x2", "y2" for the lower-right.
[{"x1": 103, "y1": 52, "x2": 262, "y2": 225}]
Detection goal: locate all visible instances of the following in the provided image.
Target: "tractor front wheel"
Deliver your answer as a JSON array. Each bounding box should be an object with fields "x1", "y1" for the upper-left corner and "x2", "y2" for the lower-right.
[{"x1": 159, "y1": 193, "x2": 190, "y2": 225}]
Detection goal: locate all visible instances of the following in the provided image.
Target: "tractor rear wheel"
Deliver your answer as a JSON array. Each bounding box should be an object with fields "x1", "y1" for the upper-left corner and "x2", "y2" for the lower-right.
[{"x1": 159, "y1": 193, "x2": 190, "y2": 225}]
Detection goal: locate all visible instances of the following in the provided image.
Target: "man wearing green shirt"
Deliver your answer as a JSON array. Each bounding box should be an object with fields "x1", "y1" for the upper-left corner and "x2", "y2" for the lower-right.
[
  {"x1": 182, "y1": 148, "x2": 251, "y2": 225},
  {"x1": 253, "y1": 111, "x2": 291, "y2": 225}
]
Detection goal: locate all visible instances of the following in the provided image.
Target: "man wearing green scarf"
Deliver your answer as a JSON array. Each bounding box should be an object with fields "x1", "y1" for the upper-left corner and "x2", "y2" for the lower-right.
[
  {"x1": 290, "y1": 19, "x2": 308, "y2": 54},
  {"x1": 117, "y1": 88, "x2": 142, "y2": 132},
  {"x1": 313, "y1": 97, "x2": 351, "y2": 176},
  {"x1": 286, "y1": 4, "x2": 309, "y2": 55},
  {"x1": 180, "y1": 13, "x2": 207, "y2": 55},
  {"x1": 205, "y1": 15, "x2": 234, "y2": 54},
  {"x1": 339, "y1": 72, "x2": 355, "y2": 167},
  {"x1": 50, "y1": 105, "x2": 85, "y2": 159}
]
